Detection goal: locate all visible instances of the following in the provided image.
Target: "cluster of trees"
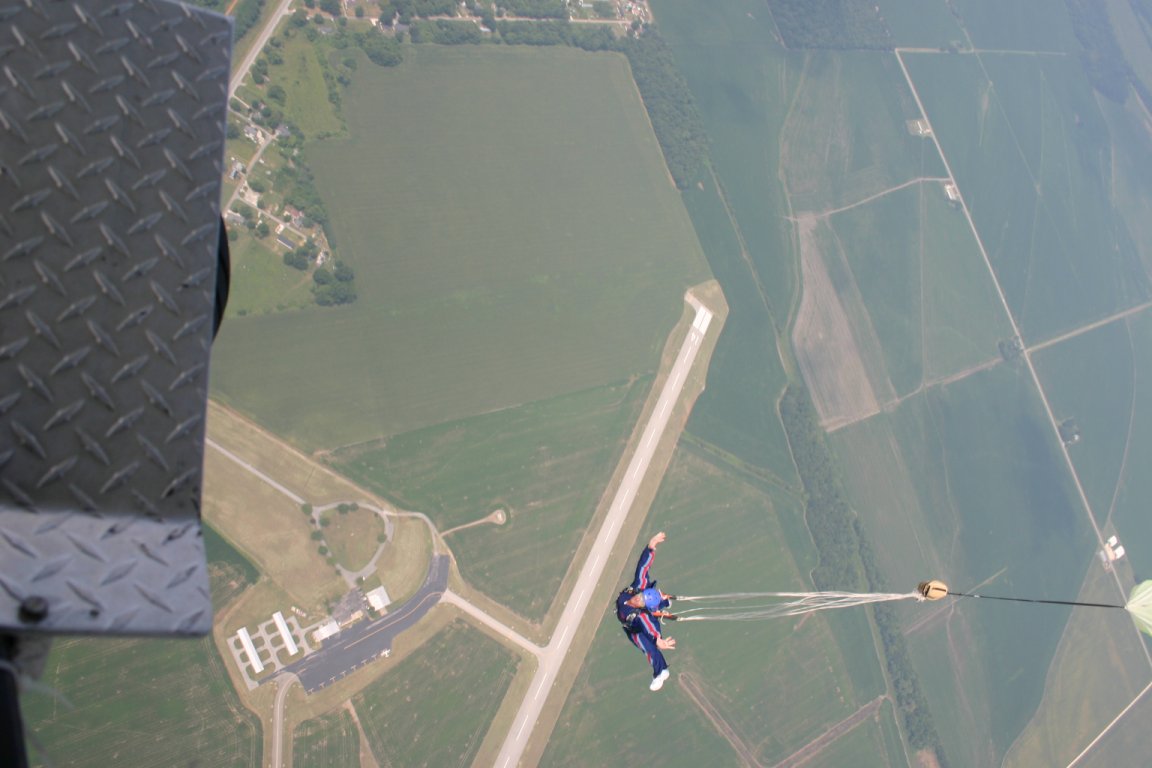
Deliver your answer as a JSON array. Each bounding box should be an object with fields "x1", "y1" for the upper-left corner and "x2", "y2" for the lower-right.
[
  {"x1": 379, "y1": 0, "x2": 457, "y2": 23},
  {"x1": 779, "y1": 385, "x2": 948, "y2": 766},
  {"x1": 355, "y1": 28, "x2": 403, "y2": 66},
  {"x1": 857, "y1": 527, "x2": 948, "y2": 765},
  {"x1": 273, "y1": 159, "x2": 331, "y2": 240},
  {"x1": 618, "y1": 31, "x2": 709, "y2": 188},
  {"x1": 496, "y1": 0, "x2": 568, "y2": 19},
  {"x1": 411, "y1": 19, "x2": 485, "y2": 44},
  {"x1": 283, "y1": 238, "x2": 322, "y2": 270},
  {"x1": 1065, "y1": 0, "x2": 1131, "y2": 103},
  {"x1": 766, "y1": 0, "x2": 893, "y2": 51},
  {"x1": 312, "y1": 260, "x2": 358, "y2": 305},
  {"x1": 231, "y1": 0, "x2": 267, "y2": 39}
]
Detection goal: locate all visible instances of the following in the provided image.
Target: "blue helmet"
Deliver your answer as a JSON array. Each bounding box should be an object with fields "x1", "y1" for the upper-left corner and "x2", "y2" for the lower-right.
[{"x1": 642, "y1": 588, "x2": 663, "y2": 611}]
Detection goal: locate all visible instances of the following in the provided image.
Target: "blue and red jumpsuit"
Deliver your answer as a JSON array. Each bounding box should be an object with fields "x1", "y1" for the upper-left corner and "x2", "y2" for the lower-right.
[{"x1": 616, "y1": 546, "x2": 671, "y2": 678}]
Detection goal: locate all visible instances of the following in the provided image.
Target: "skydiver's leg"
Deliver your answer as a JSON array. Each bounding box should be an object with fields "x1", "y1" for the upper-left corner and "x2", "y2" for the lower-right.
[{"x1": 631, "y1": 632, "x2": 668, "y2": 678}]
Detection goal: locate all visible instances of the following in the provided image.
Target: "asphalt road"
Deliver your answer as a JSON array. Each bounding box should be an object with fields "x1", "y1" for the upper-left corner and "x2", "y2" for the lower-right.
[
  {"x1": 283, "y1": 554, "x2": 450, "y2": 693},
  {"x1": 494, "y1": 298, "x2": 713, "y2": 768}
]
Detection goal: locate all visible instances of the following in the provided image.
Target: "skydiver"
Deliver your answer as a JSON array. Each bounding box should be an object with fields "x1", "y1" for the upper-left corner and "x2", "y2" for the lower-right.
[{"x1": 617, "y1": 531, "x2": 677, "y2": 691}]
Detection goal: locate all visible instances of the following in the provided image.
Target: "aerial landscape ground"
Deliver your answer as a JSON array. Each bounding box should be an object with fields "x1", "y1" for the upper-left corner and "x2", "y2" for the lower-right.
[{"x1": 20, "y1": 0, "x2": 1152, "y2": 766}]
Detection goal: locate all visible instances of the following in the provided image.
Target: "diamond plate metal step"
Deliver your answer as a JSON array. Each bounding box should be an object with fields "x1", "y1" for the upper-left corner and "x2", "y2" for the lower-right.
[{"x1": 0, "y1": 0, "x2": 232, "y2": 636}]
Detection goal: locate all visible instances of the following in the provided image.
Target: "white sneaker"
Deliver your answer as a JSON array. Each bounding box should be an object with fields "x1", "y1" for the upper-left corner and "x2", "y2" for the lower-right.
[{"x1": 649, "y1": 669, "x2": 670, "y2": 691}]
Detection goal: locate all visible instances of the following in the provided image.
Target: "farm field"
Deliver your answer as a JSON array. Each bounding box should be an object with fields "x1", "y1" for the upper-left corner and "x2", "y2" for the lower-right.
[
  {"x1": 1031, "y1": 320, "x2": 1137, "y2": 526},
  {"x1": 876, "y1": 0, "x2": 963, "y2": 49},
  {"x1": 951, "y1": 0, "x2": 1079, "y2": 52},
  {"x1": 1002, "y1": 562, "x2": 1150, "y2": 767},
  {"x1": 542, "y1": 449, "x2": 892, "y2": 767},
  {"x1": 292, "y1": 708, "x2": 360, "y2": 768},
  {"x1": 210, "y1": 44, "x2": 709, "y2": 452},
  {"x1": 831, "y1": 362, "x2": 1094, "y2": 765},
  {"x1": 352, "y1": 620, "x2": 520, "y2": 767},
  {"x1": 779, "y1": 52, "x2": 946, "y2": 216},
  {"x1": 903, "y1": 51, "x2": 1151, "y2": 341},
  {"x1": 1033, "y1": 310, "x2": 1152, "y2": 580},
  {"x1": 651, "y1": 0, "x2": 798, "y2": 481},
  {"x1": 823, "y1": 181, "x2": 1012, "y2": 400},
  {"x1": 332, "y1": 378, "x2": 647, "y2": 621}
]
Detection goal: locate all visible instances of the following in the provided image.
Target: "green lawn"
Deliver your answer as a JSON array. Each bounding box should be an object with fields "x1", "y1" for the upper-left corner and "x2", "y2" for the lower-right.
[
  {"x1": 543, "y1": 449, "x2": 888, "y2": 766},
  {"x1": 332, "y1": 378, "x2": 648, "y2": 621},
  {"x1": 322, "y1": 505, "x2": 388, "y2": 572},
  {"x1": 292, "y1": 709, "x2": 360, "y2": 768},
  {"x1": 353, "y1": 620, "x2": 520, "y2": 767},
  {"x1": 210, "y1": 44, "x2": 709, "y2": 452},
  {"x1": 225, "y1": 234, "x2": 316, "y2": 317}
]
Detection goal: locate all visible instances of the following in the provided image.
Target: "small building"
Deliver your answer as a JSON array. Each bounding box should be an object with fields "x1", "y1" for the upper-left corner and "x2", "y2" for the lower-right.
[
  {"x1": 943, "y1": 182, "x2": 960, "y2": 203},
  {"x1": 366, "y1": 586, "x2": 392, "y2": 612},
  {"x1": 312, "y1": 619, "x2": 340, "y2": 644},
  {"x1": 277, "y1": 232, "x2": 299, "y2": 250},
  {"x1": 273, "y1": 611, "x2": 299, "y2": 656}
]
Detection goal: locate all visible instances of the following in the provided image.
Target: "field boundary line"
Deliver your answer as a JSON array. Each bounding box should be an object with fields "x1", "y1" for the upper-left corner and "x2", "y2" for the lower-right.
[{"x1": 680, "y1": 671, "x2": 762, "y2": 767}]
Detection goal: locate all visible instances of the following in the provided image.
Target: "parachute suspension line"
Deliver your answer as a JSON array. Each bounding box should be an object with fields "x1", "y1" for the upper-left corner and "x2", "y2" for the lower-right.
[
  {"x1": 947, "y1": 592, "x2": 1125, "y2": 610},
  {"x1": 672, "y1": 591, "x2": 923, "y2": 623}
]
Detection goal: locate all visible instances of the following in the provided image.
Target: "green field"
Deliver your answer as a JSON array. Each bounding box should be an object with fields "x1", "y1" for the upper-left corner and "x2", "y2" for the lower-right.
[
  {"x1": 542, "y1": 449, "x2": 894, "y2": 766},
  {"x1": 951, "y1": 0, "x2": 1079, "y2": 52},
  {"x1": 779, "y1": 51, "x2": 946, "y2": 216},
  {"x1": 292, "y1": 709, "x2": 360, "y2": 768},
  {"x1": 831, "y1": 363, "x2": 1095, "y2": 765},
  {"x1": 904, "y1": 51, "x2": 1150, "y2": 341},
  {"x1": 1002, "y1": 562, "x2": 1150, "y2": 766},
  {"x1": 353, "y1": 619, "x2": 520, "y2": 767},
  {"x1": 825, "y1": 181, "x2": 1013, "y2": 396},
  {"x1": 651, "y1": 0, "x2": 798, "y2": 481},
  {"x1": 1033, "y1": 310, "x2": 1152, "y2": 580},
  {"x1": 876, "y1": 0, "x2": 964, "y2": 50},
  {"x1": 321, "y1": 504, "x2": 388, "y2": 572},
  {"x1": 210, "y1": 44, "x2": 709, "y2": 452},
  {"x1": 332, "y1": 378, "x2": 647, "y2": 621},
  {"x1": 1032, "y1": 321, "x2": 1136, "y2": 524}
]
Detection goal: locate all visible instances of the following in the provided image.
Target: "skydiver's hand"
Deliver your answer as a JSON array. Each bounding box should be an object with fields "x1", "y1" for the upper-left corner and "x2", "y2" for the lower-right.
[
  {"x1": 656, "y1": 637, "x2": 676, "y2": 650},
  {"x1": 648, "y1": 531, "x2": 666, "y2": 550}
]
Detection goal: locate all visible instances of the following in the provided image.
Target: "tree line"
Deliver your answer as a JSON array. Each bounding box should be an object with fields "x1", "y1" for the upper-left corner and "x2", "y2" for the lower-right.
[
  {"x1": 766, "y1": 0, "x2": 893, "y2": 51},
  {"x1": 779, "y1": 385, "x2": 948, "y2": 766}
]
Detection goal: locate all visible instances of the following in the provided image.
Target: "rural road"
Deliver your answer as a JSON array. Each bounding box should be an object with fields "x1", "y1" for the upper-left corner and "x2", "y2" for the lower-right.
[
  {"x1": 229, "y1": 0, "x2": 296, "y2": 100},
  {"x1": 494, "y1": 297, "x2": 713, "y2": 768},
  {"x1": 270, "y1": 673, "x2": 298, "y2": 768}
]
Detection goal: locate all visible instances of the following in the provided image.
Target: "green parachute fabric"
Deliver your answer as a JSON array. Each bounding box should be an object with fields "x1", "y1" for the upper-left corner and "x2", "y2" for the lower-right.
[{"x1": 1126, "y1": 581, "x2": 1152, "y2": 636}]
